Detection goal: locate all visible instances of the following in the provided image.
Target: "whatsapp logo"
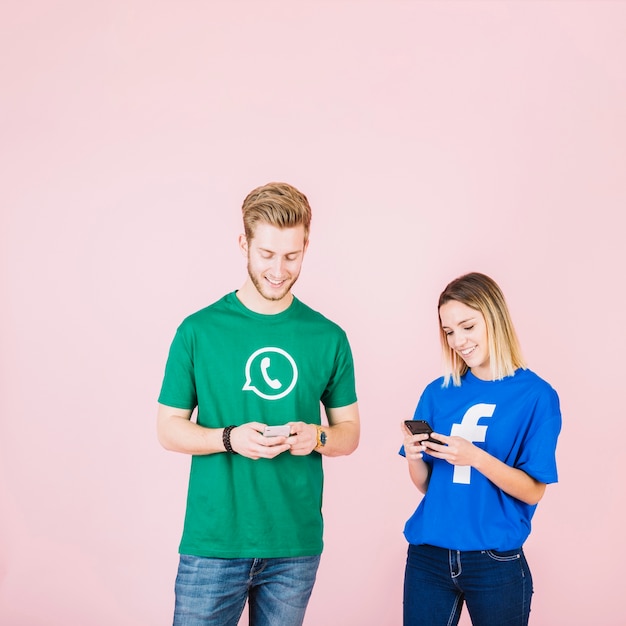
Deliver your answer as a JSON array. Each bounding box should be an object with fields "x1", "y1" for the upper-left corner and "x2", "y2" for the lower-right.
[{"x1": 243, "y1": 347, "x2": 298, "y2": 400}]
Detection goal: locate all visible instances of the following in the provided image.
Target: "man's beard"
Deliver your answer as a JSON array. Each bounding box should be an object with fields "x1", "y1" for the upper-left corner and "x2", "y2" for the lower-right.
[{"x1": 248, "y1": 263, "x2": 300, "y2": 302}]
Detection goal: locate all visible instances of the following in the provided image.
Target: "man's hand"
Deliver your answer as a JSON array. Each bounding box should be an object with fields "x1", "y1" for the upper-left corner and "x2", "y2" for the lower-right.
[
  {"x1": 286, "y1": 422, "x2": 318, "y2": 456},
  {"x1": 229, "y1": 422, "x2": 291, "y2": 460}
]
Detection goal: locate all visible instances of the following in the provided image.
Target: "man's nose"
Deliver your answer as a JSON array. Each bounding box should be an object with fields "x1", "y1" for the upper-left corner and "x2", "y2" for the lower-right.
[{"x1": 270, "y1": 257, "x2": 286, "y2": 276}]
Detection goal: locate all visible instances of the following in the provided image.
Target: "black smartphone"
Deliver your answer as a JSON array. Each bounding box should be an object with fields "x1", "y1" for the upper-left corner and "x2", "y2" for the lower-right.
[{"x1": 404, "y1": 420, "x2": 444, "y2": 445}]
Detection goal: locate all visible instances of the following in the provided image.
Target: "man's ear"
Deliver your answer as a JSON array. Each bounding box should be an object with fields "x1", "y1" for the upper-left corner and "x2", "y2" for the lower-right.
[{"x1": 238, "y1": 233, "x2": 249, "y2": 256}]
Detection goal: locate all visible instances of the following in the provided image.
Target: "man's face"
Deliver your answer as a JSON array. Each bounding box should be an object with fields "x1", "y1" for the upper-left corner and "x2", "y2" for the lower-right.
[{"x1": 240, "y1": 222, "x2": 308, "y2": 303}]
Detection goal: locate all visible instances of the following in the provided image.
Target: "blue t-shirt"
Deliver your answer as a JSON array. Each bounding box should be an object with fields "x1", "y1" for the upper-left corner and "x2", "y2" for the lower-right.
[{"x1": 401, "y1": 369, "x2": 561, "y2": 551}]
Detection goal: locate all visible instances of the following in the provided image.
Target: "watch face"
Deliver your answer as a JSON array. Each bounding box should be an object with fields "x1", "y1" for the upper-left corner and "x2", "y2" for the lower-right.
[{"x1": 320, "y1": 431, "x2": 327, "y2": 445}]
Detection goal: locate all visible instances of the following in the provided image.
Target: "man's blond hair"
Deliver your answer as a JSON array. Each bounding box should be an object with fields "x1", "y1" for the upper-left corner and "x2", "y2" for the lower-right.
[{"x1": 242, "y1": 182, "x2": 312, "y2": 242}]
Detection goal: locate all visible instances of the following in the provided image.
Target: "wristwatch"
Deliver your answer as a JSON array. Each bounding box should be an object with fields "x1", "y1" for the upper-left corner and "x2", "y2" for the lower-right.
[{"x1": 315, "y1": 426, "x2": 327, "y2": 449}]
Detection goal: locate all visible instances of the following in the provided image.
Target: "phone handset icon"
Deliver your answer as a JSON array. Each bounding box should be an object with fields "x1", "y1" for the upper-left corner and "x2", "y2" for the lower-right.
[{"x1": 261, "y1": 356, "x2": 282, "y2": 390}]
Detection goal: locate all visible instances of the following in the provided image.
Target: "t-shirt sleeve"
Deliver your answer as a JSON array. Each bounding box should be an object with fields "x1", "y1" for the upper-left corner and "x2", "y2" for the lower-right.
[
  {"x1": 320, "y1": 331, "x2": 357, "y2": 409},
  {"x1": 515, "y1": 385, "x2": 562, "y2": 484},
  {"x1": 157, "y1": 324, "x2": 198, "y2": 410}
]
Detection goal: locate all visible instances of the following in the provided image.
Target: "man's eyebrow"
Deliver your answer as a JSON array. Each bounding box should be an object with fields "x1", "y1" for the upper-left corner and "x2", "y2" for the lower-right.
[{"x1": 259, "y1": 247, "x2": 302, "y2": 256}]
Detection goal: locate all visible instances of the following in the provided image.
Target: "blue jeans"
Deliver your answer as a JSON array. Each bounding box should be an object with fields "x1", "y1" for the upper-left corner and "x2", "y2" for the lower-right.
[
  {"x1": 403, "y1": 544, "x2": 533, "y2": 626},
  {"x1": 173, "y1": 554, "x2": 321, "y2": 626}
]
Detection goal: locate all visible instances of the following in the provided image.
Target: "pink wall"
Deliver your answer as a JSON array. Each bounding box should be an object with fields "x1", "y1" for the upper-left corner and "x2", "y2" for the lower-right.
[{"x1": 1, "y1": 2, "x2": 623, "y2": 624}]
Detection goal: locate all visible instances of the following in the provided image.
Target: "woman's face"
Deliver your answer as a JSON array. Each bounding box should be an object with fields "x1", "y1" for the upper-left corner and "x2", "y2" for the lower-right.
[{"x1": 439, "y1": 300, "x2": 491, "y2": 380}]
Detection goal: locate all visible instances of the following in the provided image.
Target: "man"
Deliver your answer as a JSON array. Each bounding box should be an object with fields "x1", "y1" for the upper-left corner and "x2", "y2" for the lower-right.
[{"x1": 157, "y1": 182, "x2": 360, "y2": 626}]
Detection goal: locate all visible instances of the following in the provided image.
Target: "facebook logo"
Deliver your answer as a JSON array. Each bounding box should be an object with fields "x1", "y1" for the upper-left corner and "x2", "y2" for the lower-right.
[{"x1": 451, "y1": 403, "x2": 496, "y2": 484}]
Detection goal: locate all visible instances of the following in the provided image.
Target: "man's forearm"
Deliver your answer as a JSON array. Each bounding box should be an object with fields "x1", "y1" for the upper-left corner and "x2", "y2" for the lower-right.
[
  {"x1": 157, "y1": 407, "x2": 225, "y2": 455},
  {"x1": 317, "y1": 420, "x2": 359, "y2": 457}
]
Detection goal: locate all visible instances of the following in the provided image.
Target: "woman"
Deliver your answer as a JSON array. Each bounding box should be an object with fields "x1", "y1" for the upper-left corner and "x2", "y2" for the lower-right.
[{"x1": 401, "y1": 272, "x2": 561, "y2": 626}]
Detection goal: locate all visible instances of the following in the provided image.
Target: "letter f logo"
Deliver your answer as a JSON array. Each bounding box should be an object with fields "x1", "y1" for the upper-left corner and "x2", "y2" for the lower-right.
[{"x1": 450, "y1": 403, "x2": 496, "y2": 484}]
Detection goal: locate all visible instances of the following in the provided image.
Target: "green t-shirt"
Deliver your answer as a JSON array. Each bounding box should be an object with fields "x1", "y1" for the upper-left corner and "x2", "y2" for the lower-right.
[{"x1": 158, "y1": 292, "x2": 357, "y2": 558}]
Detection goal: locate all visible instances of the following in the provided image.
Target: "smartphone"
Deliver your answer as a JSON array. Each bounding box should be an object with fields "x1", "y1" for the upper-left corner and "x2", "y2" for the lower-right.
[
  {"x1": 404, "y1": 420, "x2": 444, "y2": 445},
  {"x1": 263, "y1": 424, "x2": 291, "y2": 437}
]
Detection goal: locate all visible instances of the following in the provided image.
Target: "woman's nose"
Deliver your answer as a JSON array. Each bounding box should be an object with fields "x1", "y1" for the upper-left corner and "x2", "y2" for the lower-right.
[{"x1": 452, "y1": 333, "x2": 467, "y2": 349}]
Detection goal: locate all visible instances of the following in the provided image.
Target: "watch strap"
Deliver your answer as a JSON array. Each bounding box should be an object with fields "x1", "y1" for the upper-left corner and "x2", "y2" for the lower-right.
[{"x1": 315, "y1": 425, "x2": 327, "y2": 449}]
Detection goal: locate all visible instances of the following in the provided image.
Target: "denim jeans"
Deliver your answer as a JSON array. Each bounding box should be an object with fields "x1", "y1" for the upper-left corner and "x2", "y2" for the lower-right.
[
  {"x1": 403, "y1": 544, "x2": 533, "y2": 626},
  {"x1": 173, "y1": 554, "x2": 321, "y2": 626}
]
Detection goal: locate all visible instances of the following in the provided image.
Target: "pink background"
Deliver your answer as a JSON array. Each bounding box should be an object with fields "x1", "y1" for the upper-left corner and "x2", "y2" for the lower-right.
[{"x1": 1, "y1": 2, "x2": 624, "y2": 625}]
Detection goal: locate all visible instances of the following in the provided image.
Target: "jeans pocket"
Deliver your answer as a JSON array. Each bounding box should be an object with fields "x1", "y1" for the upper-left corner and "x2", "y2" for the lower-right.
[{"x1": 484, "y1": 548, "x2": 522, "y2": 562}]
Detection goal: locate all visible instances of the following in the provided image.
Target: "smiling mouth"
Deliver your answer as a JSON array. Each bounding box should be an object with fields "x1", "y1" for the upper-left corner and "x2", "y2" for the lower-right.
[
  {"x1": 460, "y1": 346, "x2": 477, "y2": 357},
  {"x1": 266, "y1": 276, "x2": 287, "y2": 287}
]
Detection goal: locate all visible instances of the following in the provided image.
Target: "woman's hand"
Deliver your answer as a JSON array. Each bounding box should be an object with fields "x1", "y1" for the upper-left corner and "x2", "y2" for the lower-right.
[
  {"x1": 422, "y1": 433, "x2": 479, "y2": 466},
  {"x1": 402, "y1": 422, "x2": 431, "y2": 493},
  {"x1": 423, "y1": 432, "x2": 547, "y2": 505},
  {"x1": 403, "y1": 426, "x2": 429, "y2": 462}
]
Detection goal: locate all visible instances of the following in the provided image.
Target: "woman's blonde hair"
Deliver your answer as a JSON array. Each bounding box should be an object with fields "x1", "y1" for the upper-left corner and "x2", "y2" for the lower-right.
[
  {"x1": 241, "y1": 182, "x2": 312, "y2": 242},
  {"x1": 438, "y1": 272, "x2": 526, "y2": 387}
]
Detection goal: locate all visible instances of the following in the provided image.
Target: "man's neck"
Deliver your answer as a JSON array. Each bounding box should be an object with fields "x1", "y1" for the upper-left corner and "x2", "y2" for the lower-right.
[{"x1": 236, "y1": 280, "x2": 294, "y2": 315}]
